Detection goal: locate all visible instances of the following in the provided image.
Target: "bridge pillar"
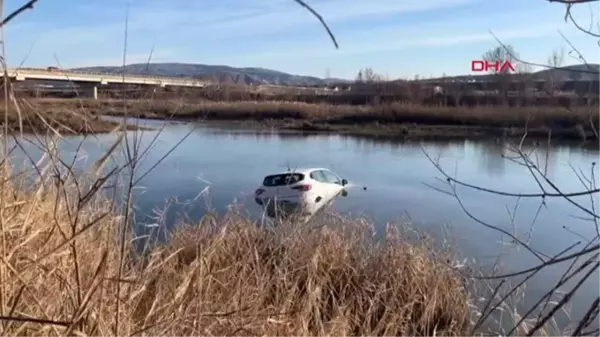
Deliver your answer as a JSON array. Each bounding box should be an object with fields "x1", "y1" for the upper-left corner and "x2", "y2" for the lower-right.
[{"x1": 80, "y1": 85, "x2": 98, "y2": 100}]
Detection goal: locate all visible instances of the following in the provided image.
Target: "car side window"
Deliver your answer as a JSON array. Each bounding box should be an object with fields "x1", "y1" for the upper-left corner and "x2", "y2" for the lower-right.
[
  {"x1": 322, "y1": 170, "x2": 341, "y2": 184},
  {"x1": 310, "y1": 170, "x2": 327, "y2": 183}
]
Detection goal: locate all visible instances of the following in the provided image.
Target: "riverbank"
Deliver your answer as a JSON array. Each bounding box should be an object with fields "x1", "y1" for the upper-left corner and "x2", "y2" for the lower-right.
[
  {"x1": 1, "y1": 165, "x2": 471, "y2": 336},
  {"x1": 0, "y1": 99, "x2": 139, "y2": 134},
  {"x1": 7, "y1": 98, "x2": 600, "y2": 141}
]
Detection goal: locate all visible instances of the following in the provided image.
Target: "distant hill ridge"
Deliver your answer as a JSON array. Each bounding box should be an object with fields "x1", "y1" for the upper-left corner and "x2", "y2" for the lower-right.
[
  {"x1": 72, "y1": 63, "x2": 599, "y2": 86},
  {"x1": 72, "y1": 63, "x2": 349, "y2": 86},
  {"x1": 418, "y1": 64, "x2": 600, "y2": 83}
]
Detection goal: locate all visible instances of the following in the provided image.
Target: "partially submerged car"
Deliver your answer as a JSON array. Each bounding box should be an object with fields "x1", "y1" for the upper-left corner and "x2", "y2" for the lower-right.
[{"x1": 254, "y1": 168, "x2": 348, "y2": 219}]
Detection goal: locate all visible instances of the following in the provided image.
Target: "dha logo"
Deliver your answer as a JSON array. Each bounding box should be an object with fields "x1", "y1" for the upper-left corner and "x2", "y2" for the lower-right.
[{"x1": 471, "y1": 60, "x2": 515, "y2": 73}]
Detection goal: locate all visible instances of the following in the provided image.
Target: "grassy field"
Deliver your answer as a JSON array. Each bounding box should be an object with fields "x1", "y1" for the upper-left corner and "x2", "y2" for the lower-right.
[{"x1": 11, "y1": 98, "x2": 599, "y2": 141}]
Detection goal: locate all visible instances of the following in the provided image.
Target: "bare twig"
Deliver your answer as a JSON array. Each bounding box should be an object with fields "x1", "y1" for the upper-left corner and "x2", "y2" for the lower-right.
[
  {"x1": 293, "y1": 0, "x2": 339, "y2": 49},
  {"x1": 0, "y1": 0, "x2": 39, "y2": 28}
]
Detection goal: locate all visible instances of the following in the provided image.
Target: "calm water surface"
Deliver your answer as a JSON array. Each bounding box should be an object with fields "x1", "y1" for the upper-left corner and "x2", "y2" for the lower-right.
[{"x1": 8, "y1": 119, "x2": 600, "y2": 329}]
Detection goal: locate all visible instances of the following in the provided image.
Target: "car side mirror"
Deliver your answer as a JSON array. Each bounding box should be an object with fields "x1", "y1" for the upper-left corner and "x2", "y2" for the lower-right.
[{"x1": 341, "y1": 179, "x2": 348, "y2": 186}]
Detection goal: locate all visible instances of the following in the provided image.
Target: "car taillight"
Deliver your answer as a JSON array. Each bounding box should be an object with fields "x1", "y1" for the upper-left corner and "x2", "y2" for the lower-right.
[
  {"x1": 255, "y1": 188, "x2": 265, "y2": 195},
  {"x1": 292, "y1": 184, "x2": 311, "y2": 191}
]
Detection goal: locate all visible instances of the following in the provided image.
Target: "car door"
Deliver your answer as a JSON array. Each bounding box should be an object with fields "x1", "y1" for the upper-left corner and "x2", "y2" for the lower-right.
[
  {"x1": 309, "y1": 170, "x2": 332, "y2": 203},
  {"x1": 320, "y1": 170, "x2": 344, "y2": 201}
]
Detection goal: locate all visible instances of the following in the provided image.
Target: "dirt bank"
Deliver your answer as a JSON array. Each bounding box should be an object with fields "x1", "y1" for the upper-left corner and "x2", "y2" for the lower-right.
[{"x1": 0, "y1": 98, "x2": 140, "y2": 134}]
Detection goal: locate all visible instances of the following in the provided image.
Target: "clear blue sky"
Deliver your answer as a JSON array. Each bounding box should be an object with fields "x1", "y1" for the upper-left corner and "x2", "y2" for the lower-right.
[{"x1": 4, "y1": 0, "x2": 599, "y2": 79}]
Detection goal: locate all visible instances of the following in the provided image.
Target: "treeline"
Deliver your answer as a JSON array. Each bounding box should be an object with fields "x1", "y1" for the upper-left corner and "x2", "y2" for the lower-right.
[
  {"x1": 154, "y1": 82, "x2": 600, "y2": 108},
  {"x1": 14, "y1": 84, "x2": 599, "y2": 108}
]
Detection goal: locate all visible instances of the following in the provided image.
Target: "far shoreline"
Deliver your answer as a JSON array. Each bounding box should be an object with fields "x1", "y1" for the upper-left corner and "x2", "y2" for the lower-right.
[{"x1": 4, "y1": 98, "x2": 599, "y2": 144}]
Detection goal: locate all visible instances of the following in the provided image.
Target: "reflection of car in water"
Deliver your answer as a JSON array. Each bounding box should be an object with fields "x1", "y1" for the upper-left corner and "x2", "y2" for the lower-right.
[{"x1": 254, "y1": 168, "x2": 348, "y2": 219}]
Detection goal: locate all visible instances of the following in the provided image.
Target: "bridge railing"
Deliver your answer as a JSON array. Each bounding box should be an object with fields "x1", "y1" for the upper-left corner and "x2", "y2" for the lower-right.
[{"x1": 7, "y1": 67, "x2": 209, "y2": 83}]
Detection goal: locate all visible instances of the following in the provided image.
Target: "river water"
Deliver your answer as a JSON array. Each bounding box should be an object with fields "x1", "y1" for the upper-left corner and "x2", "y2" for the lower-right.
[{"x1": 7, "y1": 118, "x2": 600, "y2": 331}]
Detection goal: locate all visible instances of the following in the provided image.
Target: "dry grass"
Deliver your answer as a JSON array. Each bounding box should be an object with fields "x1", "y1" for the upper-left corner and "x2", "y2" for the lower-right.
[
  {"x1": 0, "y1": 98, "x2": 138, "y2": 134},
  {"x1": 0, "y1": 165, "x2": 471, "y2": 336},
  {"x1": 24, "y1": 98, "x2": 600, "y2": 136}
]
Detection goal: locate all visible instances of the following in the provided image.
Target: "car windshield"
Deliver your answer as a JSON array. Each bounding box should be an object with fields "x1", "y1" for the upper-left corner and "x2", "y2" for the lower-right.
[{"x1": 262, "y1": 173, "x2": 304, "y2": 187}]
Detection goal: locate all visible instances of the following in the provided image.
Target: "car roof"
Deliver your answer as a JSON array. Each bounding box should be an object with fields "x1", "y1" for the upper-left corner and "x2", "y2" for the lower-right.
[{"x1": 265, "y1": 168, "x2": 333, "y2": 176}]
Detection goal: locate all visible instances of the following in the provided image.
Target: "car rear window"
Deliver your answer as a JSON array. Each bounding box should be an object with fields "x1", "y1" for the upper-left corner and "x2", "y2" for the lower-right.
[{"x1": 262, "y1": 173, "x2": 305, "y2": 187}]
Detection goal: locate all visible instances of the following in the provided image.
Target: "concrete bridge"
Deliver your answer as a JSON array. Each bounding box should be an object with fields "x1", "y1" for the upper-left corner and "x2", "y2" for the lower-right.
[{"x1": 5, "y1": 67, "x2": 212, "y2": 99}]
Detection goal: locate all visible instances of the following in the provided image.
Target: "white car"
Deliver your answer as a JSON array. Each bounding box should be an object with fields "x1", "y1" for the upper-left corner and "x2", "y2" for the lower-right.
[{"x1": 254, "y1": 168, "x2": 348, "y2": 218}]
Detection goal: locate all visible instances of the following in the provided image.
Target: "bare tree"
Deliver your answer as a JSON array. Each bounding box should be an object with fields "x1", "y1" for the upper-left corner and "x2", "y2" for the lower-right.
[
  {"x1": 364, "y1": 68, "x2": 374, "y2": 82},
  {"x1": 482, "y1": 45, "x2": 519, "y2": 73},
  {"x1": 354, "y1": 68, "x2": 385, "y2": 102},
  {"x1": 548, "y1": 47, "x2": 566, "y2": 68},
  {"x1": 483, "y1": 45, "x2": 520, "y2": 103},
  {"x1": 546, "y1": 47, "x2": 566, "y2": 98},
  {"x1": 361, "y1": 67, "x2": 383, "y2": 83},
  {"x1": 516, "y1": 59, "x2": 535, "y2": 105},
  {"x1": 355, "y1": 69, "x2": 364, "y2": 83}
]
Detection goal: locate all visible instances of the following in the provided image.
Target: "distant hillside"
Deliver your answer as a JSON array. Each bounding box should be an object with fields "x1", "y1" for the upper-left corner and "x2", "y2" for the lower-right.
[
  {"x1": 72, "y1": 62, "x2": 598, "y2": 87},
  {"x1": 533, "y1": 64, "x2": 600, "y2": 81},
  {"x1": 419, "y1": 64, "x2": 600, "y2": 83},
  {"x1": 72, "y1": 63, "x2": 349, "y2": 86}
]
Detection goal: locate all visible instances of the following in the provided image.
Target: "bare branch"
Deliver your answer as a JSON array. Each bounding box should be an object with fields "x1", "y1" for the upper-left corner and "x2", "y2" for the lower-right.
[
  {"x1": 293, "y1": 0, "x2": 339, "y2": 49},
  {"x1": 0, "y1": 0, "x2": 39, "y2": 28}
]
